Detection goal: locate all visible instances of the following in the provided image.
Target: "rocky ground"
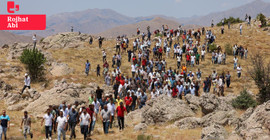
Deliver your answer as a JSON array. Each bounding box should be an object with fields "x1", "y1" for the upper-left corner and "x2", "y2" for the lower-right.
[{"x1": 0, "y1": 22, "x2": 270, "y2": 139}]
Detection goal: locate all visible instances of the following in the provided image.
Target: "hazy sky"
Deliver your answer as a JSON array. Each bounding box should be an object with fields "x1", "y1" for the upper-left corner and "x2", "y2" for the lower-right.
[{"x1": 0, "y1": 0, "x2": 269, "y2": 17}]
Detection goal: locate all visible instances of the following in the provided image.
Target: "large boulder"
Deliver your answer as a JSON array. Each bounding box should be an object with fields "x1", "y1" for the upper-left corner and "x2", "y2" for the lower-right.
[
  {"x1": 235, "y1": 101, "x2": 270, "y2": 140},
  {"x1": 174, "y1": 117, "x2": 201, "y2": 129},
  {"x1": 201, "y1": 110, "x2": 238, "y2": 127},
  {"x1": 41, "y1": 32, "x2": 90, "y2": 49},
  {"x1": 7, "y1": 102, "x2": 28, "y2": 111},
  {"x1": 24, "y1": 80, "x2": 95, "y2": 113},
  {"x1": 50, "y1": 62, "x2": 74, "y2": 76},
  {"x1": 142, "y1": 95, "x2": 195, "y2": 124},
  {"x1": 134, "y1": 123, "x2": 148, "y2": 132},
  {"x1": 199, "y1": 93, "x2": 233, "y2": 115},
  {"x1": 201, "y1": 124, "x2": 227, "y2": 140},
  {"x1": 6, "y1": 94, "x2": 21, "y2": 105}
]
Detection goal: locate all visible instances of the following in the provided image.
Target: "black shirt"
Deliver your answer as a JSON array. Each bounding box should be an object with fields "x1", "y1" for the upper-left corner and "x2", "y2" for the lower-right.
[
  {"x1": 96, "y1": 89, "x2": 103, "y2": 99},
  {"x1": 131, "y1": 95, "x2": 137, "y2": 105}
]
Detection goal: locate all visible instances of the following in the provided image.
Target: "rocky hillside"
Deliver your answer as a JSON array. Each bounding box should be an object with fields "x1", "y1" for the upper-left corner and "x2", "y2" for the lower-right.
[{"x1": 0, "y1": 21, "x2": 270, "y2": 139}]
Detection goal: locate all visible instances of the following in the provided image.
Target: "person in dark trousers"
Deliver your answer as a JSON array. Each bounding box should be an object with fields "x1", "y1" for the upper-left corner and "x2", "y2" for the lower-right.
[
  {"x1": 98, "y1": 36, "x2": 103, "y2": 48},
  {"x1": 97, "y1": 65, "x2": 100, "y2": 77},
  {"x1": 116, "y1": 102, "x2": 126, "y2": 131},
  {"x1": 131, "y1": 92, "x2": 137, "y2": 111},
  {"x1": 96, "y1": 86, "x2": 104, "y2": 102},
  {"x1": 226, "y1": 71, "x2": 231, "y2": 88},
  {"x1": 89, "y1": 36, "x2": 93, "y2": 45},
  {"x1": 21, "y1": 73, "x2": 31, "y2": 94},
  {"x1": 100, "y1": 105, "x2": 111, "y2": 134},
  {"x1": 0, "y1": 110, "x2": 10, "y2": 140},
  {"x1": 68, "y1": 106, "x2": 78, "y2": 139},
  {"x1": 79, "y1": 108, "x2": 91, "y2": 140},
  {"x1": 32, "y1": 34, "x2": 37, "y2": 50},
  {"x1": 41, "y1": 109, "x2": 53, "y2": 140}
]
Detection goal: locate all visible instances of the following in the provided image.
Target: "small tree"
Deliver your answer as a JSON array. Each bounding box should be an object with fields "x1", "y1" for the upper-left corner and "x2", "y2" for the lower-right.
[
  {"x1": 249, "y1": 53, "x2": 270, "y2": 104},
  {"x1": 232, "y1": 89, "x2": 257, "y2": 109},
  {"x1": 20, "y1": 48, "x2": 46, "y2": 81},
  {"x1": 224, "y1": 43, "x2": 233, "y2": 55},
  {"x1": 208, "y1": 43, "x2": 218, "y2": 52},
  {"x1": 257, "y1": 13, "x2": 267, "y2": 27}
]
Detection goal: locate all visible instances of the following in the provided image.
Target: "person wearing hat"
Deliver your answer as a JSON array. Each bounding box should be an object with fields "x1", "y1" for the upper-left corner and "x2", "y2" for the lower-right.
[{"x1": 21, "y1": 73, "x2": 31, "y2": 94}]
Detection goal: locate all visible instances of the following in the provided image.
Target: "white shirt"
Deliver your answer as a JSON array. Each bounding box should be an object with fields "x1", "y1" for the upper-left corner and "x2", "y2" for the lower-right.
[
  {"x1": 234, "y1": 58, "x2": 238, "y2": 63},
  {"x1": 43, "y1": 114, "x2": 53, "y2": 126},
  {"x1": 237, "y1": 67, "x2": 242, "y2": 73},
  {"x1": 191, "y1": 56, "x2": 196, "y2": 62},
  {"x1": 56, "y1": 116, "x2": 67, "y2": 129},
  {"x1": 92, "y1": 101, "x2": 100, "y2": 112},
  {"x1": 107, "y1": 103, "x2": 116, "y2": 116},
  {"x1": 32, "y1": 36, "x2": 37, "y2": 42},
  {"x1": 177, "y1": 56, "x2": 181, "y2": 62},
  {"x1": 80, "y1": 113, "x2": 90, "y2": 126},
  {"x1": 24, "y1": 76, "x2": 31, "y2": 86},
  {"x1": 131, "y1": 65, "x2": 136, "y2": 72},
  {"x1": 190, "y1": 87, "x2": 195, "y2": 96},
  {"x1": 201, "y1": 50, "x2": 205, "y2": 55}
]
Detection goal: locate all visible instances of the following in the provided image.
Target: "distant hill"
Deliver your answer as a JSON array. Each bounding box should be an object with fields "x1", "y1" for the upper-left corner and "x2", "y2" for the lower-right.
[
  {"x1": 178, "y1": 0, "x2": 270, "y2": 26},
  {"x1": 13, "y1": 9, "x2": 139, "y2": 37},
  {"x1": 97, "y1": 17, "x2": 201, "y2": 38},
  {"x1": 0, "y1": 31, "x2": 33, "y2": 46}
]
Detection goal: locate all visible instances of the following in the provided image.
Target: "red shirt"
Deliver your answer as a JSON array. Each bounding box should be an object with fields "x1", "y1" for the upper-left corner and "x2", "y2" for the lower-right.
[
  {"x1": 86, "y1": 108, "x2": 94, "y2": 118},
  {"x1": 142, "y1": 59, "x2": 146, "y2": 66},
  {"x1": 172, "y1": 88, "x2": 179, "y2": 97},
  {"x1": 124, "y1": 96, "x2": 133, "y2": 106},
  {"x1": 186, "y1": 55, "x2": 190, "y2": 61},
  {"x1": 116, "y1": 76, "x2": 121, "y2": 82},
  {"x1": 116, "y1": 106, "x2": 126, "y2": 117},
  {"x1": 120, "y1": 79, "x2": 125, "y2": 85},
  {"x1": 159, "y1": 48, "x2": 162, "y2": 53}
]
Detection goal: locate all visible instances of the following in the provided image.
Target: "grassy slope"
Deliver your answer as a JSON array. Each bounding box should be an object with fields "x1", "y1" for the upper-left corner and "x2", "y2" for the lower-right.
[{"x1": 0, "y1": 23, "x2": 270, "y2": 139}]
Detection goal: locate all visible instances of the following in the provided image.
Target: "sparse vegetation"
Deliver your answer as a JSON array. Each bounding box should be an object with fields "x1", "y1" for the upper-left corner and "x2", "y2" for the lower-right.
[
  {"x1": 249, "y1": 53, "x2": 270, "y2": 104},
  {"x1": 208, "y1": 43, "x2": 218, "y2": 52},
  {"x1": 217, "y1": 17, "x2": 243, "y2": 26},
  {"x1": 232, "y1": 88, "x2": 257, "y2": 109},
  {"x1": 225, "y1": 43, "x2": 233, "y2": 55},
  {"x1": 256, "y1": 13, "x2": 267, "y2": 27},
  {"x1": 20, "y1": 48, "x2": 46, "y2": 81},
  {"x1": 137, "y1": 134, "x2": 153, "y2": 140}
]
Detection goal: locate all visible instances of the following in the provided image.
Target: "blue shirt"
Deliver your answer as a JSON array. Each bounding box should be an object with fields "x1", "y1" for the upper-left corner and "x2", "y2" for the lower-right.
[
  {"x1": 85, "y1": 62, "x2": 90, "y2": 70},
  {"x1": 0, "y1": 115, "x2": 10, "y2": 127}
]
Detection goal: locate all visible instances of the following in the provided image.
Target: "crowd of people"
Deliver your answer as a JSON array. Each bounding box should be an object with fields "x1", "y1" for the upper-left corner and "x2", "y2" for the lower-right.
[{"x1": 0, "y1": 19, "x2": 250, "y2": 140}]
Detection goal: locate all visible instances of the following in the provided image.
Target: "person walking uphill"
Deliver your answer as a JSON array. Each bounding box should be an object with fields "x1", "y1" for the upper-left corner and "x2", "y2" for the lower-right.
[
  {"x1": 21, "y1": 73, "x2": 31, "y2": 94},
  {"x1": 0, "y1": 110, "x2": 10, "y2": 140},
  {"x1": 21, "y1": 111, "x2": 33, "y2": 139}
]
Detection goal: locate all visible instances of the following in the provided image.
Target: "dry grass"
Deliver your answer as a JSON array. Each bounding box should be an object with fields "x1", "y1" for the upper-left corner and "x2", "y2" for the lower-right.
[{"x1": 0, "y1": 23, "x2": 270, "y2": 139}]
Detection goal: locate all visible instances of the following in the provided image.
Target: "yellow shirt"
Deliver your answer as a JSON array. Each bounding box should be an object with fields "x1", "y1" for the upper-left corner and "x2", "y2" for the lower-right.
[{"x1": 116, "y1": 99, "x2": 123, "y2": 107}]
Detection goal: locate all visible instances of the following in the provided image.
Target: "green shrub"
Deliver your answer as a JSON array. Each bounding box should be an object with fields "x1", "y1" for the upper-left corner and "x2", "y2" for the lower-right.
[
  {"x1": 225, "y1": 43, "x2": 233, "y2": 55},
  {"x1": 20, "y1": 48, "x2": 46, "y2": 81},
  {"x1": 249, "y1": 53, "x2": 270, "y2": 104},
  {"x1": 137, "y1": 134, "x2": 153, "y2": 140},
  {"x1": 208, "y1": 43, "x2": 218, "y2": 52},
  {"x1": 232, "y1": 89, "x2": 257, "y2": 109},
  {"x1": 257, "y1": 13, "x2": 267, "y2": 27},
  {"x1": 217, "y1": 17, "x2": 243, "y2": 26}
]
